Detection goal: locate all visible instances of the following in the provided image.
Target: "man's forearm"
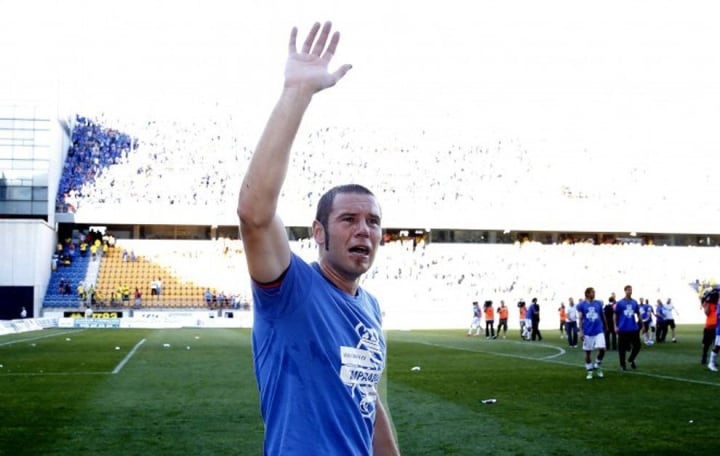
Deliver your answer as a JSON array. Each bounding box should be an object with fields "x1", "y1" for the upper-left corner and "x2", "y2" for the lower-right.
[
  {"x1": 238, "y1": 87, "x2": 313, "y2": 226},
  {"x1": 373, "y1": 398, "x2": 400, "y2": 455}
]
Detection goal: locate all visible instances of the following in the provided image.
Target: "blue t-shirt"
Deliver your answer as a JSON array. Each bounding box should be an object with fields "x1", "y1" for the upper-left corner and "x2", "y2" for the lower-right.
[
  {"x1": 526, "y1": 304, "x2": 535, "y2": 320},
  {"x1": 640, "y1": 303, "x2": 653, "y2": 322},
  {"x1": 252, "y1": 253, "x2": 386, "y2": 456},
  {"x1": 577, "y1": 299, "x2": 604, "y2": 336},
  {"x1": 615, "y1": 297, "x2": 640, "y2": 332},
  {"x1": 655, "y1": 304, "x2": 665, "y2": 323}
]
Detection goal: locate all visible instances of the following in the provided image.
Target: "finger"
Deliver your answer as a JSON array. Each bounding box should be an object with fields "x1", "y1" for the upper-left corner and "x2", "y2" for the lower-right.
[
  {"x1": 311, "y1": 21, "x2": 332, "y2": 56},
  {"x1": 302, "y1": 22, "x2": 321, "y2": 54},
  {"x1": 288, "y1": 26, "x2": 298, "y2": 54},
  {"x1": 322, "y1": 31, "x2": 341, "y2": 62},
  {"x1": 330, "y1": 63, "x2": 353, "y2": 84}
]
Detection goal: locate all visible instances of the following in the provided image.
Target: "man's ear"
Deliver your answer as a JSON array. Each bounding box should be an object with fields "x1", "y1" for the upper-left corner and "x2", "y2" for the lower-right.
[{"x1": 312, "y1": 220, "x2": 325, "y2": 247}]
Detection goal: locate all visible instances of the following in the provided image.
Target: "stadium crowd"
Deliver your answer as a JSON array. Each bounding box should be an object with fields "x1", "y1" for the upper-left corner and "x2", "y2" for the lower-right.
[
  {"x1": 48, "y1": 115, "x2": 718, "y2": 328},
  {"x1": 55, "y1": 114, "x2": 709, "y2": 231},
  {"x1": 56, "y1": 116, "x2": 137, "y2": 213}
]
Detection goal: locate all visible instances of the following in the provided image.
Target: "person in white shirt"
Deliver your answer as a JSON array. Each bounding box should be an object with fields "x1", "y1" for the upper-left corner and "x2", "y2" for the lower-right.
[
  {"x1": 565, "y1": 298, "x2": 578, "y2": 348},
  {"x1": 662, "y1": 298, "x2": 678, "y2": 343}
]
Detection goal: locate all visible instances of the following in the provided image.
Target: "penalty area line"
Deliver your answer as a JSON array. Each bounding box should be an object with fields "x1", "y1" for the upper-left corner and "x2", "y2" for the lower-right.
[{"x1": 112, "y1": 338, "x2": 146, "y2": 374}]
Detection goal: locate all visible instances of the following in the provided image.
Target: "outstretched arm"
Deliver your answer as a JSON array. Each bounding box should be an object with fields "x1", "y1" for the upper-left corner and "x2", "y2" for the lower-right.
[{"x1": 237, "y1": 21, "x2": 352, "y2": 283}]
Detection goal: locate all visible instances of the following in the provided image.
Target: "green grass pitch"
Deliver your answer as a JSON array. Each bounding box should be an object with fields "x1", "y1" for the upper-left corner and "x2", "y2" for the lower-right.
[{"x1": 1, "y1": 326, "x2": 717, "y2": 455}]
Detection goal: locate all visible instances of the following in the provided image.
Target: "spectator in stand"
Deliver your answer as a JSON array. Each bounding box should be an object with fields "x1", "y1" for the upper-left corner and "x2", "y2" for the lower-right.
[
  {"x1": 150, "y1": 278, "x2": 159, "y2": 301},
  {"x1": 134, "y1": 287, "x2": 142, "y2": 308},
  {"x1": 77, "y1": 283, "x2": 86, "y2": 301},
  {"x1": 95, "y1": 290, "x2": 105, "y2": 308}
]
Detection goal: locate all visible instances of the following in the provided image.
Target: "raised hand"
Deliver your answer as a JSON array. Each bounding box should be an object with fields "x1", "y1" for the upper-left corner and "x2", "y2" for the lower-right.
[{"x1": 284, "y1": 21, "x2": 352, "y2": 94}]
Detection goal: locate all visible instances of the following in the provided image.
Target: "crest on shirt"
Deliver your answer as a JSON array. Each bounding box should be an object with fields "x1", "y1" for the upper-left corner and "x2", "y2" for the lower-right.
[{"x1": 339, "y1": 323, "x2": 384, "y2": 420}]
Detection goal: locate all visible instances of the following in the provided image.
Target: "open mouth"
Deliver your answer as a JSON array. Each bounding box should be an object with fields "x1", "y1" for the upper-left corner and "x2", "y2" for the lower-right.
[{"x1": 349, "y1": 246, "x2": 370, "y2": 256}]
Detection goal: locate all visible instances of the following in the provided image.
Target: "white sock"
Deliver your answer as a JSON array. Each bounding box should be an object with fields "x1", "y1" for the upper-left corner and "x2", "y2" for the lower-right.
[{"x1": 711, "y1": 352, "x2": 718, "y2": 365}]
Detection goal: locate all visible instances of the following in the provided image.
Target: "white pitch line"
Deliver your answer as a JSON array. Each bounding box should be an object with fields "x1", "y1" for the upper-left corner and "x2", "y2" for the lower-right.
[
  {"x1": 0, "y1": 371, "x2": 110, "y2": 377},
  {"x1": 0, "y1": 329, "x2": 86, "y2": 347},
  {"x1": 112, "y1": 338, "x2": 146, "y2": 374},
  {"x1": 416, "y1": 340, "x2": 720, "y2": 387}
]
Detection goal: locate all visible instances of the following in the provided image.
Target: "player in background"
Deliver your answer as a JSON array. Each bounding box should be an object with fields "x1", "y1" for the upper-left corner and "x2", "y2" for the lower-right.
[
  {"x1": 615, "y1": 285, "x2": 642, "y2": 371},
  {"x1": 467, "y1": 301, "x2": 482, "y2": 337},
  {"x1": 577, "y1": 287, "x2": 607, "y2": 380}
]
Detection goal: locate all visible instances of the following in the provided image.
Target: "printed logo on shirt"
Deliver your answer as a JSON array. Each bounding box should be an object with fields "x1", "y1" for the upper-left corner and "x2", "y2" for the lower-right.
[
  {"x1": 339, "y1": 323, "x2": 384, "y2": 420},
  {"x1": 585, "y1": 306, "x2": 600, "y2": 321}
]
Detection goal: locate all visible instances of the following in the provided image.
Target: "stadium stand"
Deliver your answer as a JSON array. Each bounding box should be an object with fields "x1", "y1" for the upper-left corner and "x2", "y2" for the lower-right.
[
  {"x1": 43, "y1": 250, "x2": 91, "y2": 308},
  {"x1": 36, "y1": 113, "x2": 720, "y2": 328}
]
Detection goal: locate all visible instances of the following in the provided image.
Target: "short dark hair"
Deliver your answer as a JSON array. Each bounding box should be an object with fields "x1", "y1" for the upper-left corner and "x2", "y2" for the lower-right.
[{"x1": 315, "y1": 184, "x2": 375, "y2": 250}]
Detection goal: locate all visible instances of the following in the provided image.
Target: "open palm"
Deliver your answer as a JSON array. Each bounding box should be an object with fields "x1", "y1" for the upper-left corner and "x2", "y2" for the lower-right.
[{"x1": 284, "y1": 21, "x2": 352, "y2": 93}]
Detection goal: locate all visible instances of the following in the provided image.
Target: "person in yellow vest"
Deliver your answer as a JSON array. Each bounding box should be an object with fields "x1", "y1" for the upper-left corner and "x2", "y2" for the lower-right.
[
  {"x1": 80, "y1": 241, "x2": 88, "y2": 257},
  {"x1": 519, "y1": 300, "x2": 529, "y2": 340},
  {"x1": 95, "y1": 289, "x2": 105, "y2": 308},
  {"x1": 110, "y1": 289, "x2": 118, "y2": 307},
  {"x1": 558, "y1": 303, "x2": 567, "y2": 338},
  {"x1": 496, "y1": 300, "x2": 509, "y2": 339},
  {"x1": 77, "y1": 283, "x2": 86, "y2": 300},
  {"x1": 90, "y1": 243, "x2": 98, "y2": 261},
  {"x1": 483, "y1": 300, "x2": 496, "y2": 339},
  {"x1": 121, "y1": 285, "x2": 130, "y2": 303}
]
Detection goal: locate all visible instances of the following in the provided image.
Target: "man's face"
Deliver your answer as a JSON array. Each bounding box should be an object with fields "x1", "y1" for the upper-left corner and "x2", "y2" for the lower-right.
[
  {"x1": 625, "y1": 286, "x2": 633, "y2": 298},
  {"x1": 314, "y1": 192, "x2": 382, "y2": 281},
  {"x1": 585, "y1": 289, "x2": 595, "y2": 301}
]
